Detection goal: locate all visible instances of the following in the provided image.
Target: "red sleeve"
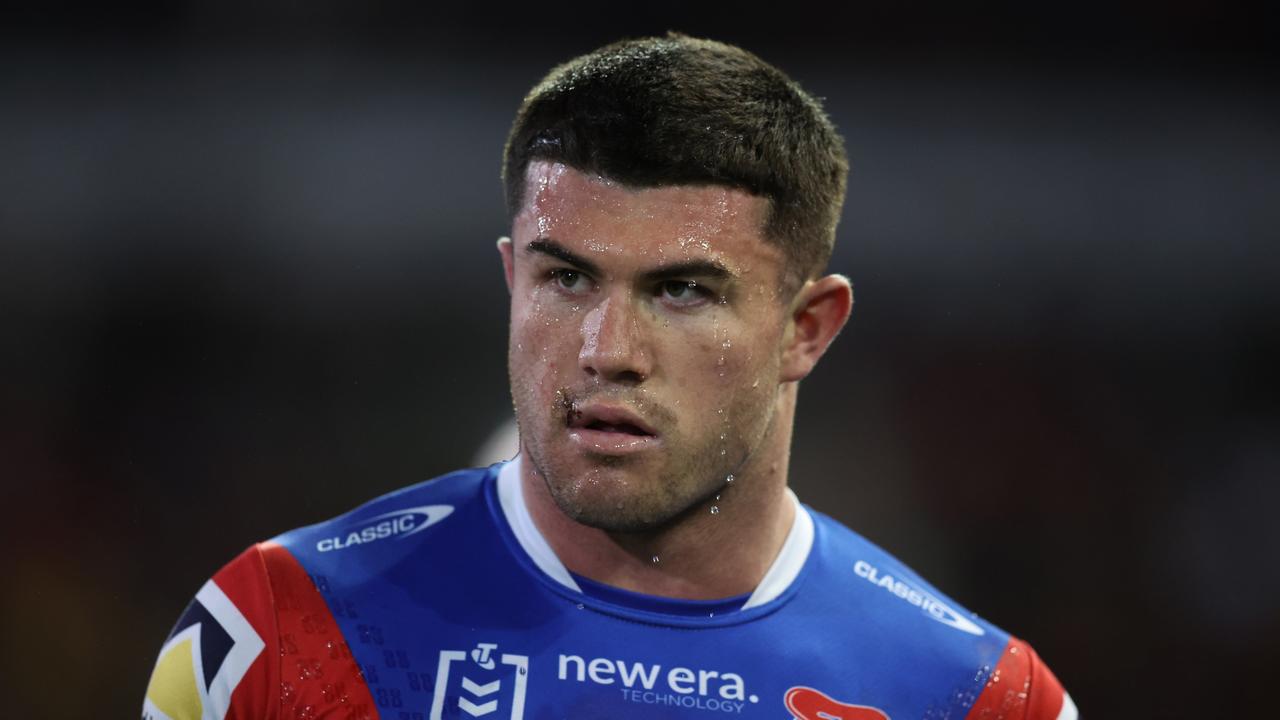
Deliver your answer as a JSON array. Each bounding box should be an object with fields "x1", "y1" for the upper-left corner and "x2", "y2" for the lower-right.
[
  {"x1": 258, "y1": 541, "x2": 378, "y2": 720},
  {"x1": 217, "y1": 545, "x2": 281, "y2": 719},
  {"x1": 143, "y1": 543, "x2": 378, "y2": 720},
  {"x1": 964, "y1": 638, "x2": 1078, "y2": 720},
  {"x1": 142, "y1": 545, "x2": 280, "y2": 720}
]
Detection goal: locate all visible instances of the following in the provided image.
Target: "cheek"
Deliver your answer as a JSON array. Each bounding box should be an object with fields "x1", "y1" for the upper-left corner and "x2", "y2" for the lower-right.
[
  {"x1": 662, "y1": 322, "x2": 775, "y2": 433},
  {"x1": 712, "y1": 327, "x2": 782, "y2": 429},
  {"x1": 511, "y1": 293, "x2": 578, "y2": 379},
  {"x1": 708, "y1": 323, "x2": 773, "y2": 386},
  {"x1": 659, "y1": 318, "x2": 762, "y2": 388}
]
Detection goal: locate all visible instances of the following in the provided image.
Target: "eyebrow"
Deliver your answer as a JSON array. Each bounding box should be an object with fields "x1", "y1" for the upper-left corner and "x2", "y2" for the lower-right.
[
  {"x1": 526, "y1": 238, "x2": 601, "y2": 276},
  {"x1": 526, "y1": 238, "x2": 734, "y2": 282}
]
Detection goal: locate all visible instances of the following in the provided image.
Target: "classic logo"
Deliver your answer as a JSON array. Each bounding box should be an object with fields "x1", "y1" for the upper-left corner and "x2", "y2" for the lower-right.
[
  {"x1": 558, "y1": 652, "x2": 759, "y2": 713},
  {"x1": 854, "y1": 560, "x2": 985, "y2": 636},
  {"x1": 431, "y1": 642, "x2": 529, "y2": 720},
  {"x1": 315, "y1": 505, "x2": 454, "y2": 552},
  {"x1": 784, "y1": 687, "x2": 889, "y2": 720}
]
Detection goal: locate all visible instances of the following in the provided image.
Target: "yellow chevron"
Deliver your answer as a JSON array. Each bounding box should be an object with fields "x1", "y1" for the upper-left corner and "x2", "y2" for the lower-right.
[{"x1": 145, "y1": 637, "x2": 203, "y2": 720}]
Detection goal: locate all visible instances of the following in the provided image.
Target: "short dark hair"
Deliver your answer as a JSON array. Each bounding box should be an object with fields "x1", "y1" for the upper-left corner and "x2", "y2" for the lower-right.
[{"x1": 502, "y1": 33, "x2": 849, "y2": 289}]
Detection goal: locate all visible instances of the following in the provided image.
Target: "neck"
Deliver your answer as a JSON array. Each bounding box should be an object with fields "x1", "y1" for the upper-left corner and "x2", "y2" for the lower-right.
[{"x1": 520, "y1": 385, "x2": 799, "y2": 601}]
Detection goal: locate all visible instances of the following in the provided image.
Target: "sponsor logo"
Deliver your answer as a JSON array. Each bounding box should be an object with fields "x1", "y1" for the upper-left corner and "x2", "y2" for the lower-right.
[
  {"x1": 316, "y1": 505, "x2": 454, "y2": 553},
  {"x1": 854, "y1": 560, "x2": 985, "y2": 636},
  {"x1": 784, "y1": 687, "x2": 889, "y2": 720},
  {"x1": 431, "y1": 642, "x2": 529, "y2": 720},
  {"x1": 428, "y1": 644, "x2": 760, "y2": 716},
  {"x1": 558, "y1": 653, "x2": 759, "y2": 714}
]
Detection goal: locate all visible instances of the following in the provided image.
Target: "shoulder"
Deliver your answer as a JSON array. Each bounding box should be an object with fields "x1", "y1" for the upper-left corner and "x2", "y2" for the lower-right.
[
  {"x1": 803, "y1": 508, "x2": 1078, "y2": 720},
  {"x1": 271, "y1": 465, "x2": 494, "y2": 558},
  {"x1": 143, "y1": 465, "x2": 495, "y2": 720},
  {"x1": 805, "y1": 507, "x2": 992, "y2": 637},
  {"x1": 143, "y1": 545, "x2": 278, "y2": 720},
  {"x1": 143, "y1": 542, "x2": 386, "y2": 720},
  {"x1": 967, "y1": 638, "x2": 1079, "y2": 720}
]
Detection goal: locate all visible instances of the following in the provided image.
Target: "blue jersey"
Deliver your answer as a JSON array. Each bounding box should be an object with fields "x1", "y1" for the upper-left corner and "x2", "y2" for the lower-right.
[{"x1": 143, "y1": 459, "x2": 1077, "y2": 720}]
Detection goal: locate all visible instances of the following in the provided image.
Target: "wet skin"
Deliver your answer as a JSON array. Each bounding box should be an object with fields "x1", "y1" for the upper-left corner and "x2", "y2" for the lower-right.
[{"x1": 499, "y1": 161, "x2": 852, "y2": 598}]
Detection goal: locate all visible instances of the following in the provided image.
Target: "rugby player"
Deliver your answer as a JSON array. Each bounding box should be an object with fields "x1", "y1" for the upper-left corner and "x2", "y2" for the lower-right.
[{"x1": 144, "y1": 33, "x2": 1077, "y2": 720}]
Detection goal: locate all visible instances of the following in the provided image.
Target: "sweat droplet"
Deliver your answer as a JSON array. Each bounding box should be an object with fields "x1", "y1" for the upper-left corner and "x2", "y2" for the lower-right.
[
  {"x1": 651, "y1": 556, "x2": 660, "y2": 564},
  {"x1": 725, "y1": 474, "x2": 734, "y2": 484},
  {"x1": 710, "y1": 506, "x2": 720, "y2": 515}
]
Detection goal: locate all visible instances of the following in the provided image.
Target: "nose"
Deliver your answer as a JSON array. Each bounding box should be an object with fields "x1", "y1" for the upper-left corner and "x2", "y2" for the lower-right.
[{"x1": 578, "y1": 293, "x2": 651, "y2": 384}]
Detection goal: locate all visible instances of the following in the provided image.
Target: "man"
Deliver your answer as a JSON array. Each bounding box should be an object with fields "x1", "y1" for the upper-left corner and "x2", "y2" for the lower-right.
[{"x1": 144, "y1": 34, "x2": 1077, "y2": 720}]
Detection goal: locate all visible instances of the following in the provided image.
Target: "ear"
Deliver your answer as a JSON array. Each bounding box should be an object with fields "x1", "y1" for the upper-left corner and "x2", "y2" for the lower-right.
[
  {"x1": 779, "y1": 274, "x2": 853, "y2": 382},
  {"x1": 497, "y1": 236, "x2": 515, "y2": 294}
]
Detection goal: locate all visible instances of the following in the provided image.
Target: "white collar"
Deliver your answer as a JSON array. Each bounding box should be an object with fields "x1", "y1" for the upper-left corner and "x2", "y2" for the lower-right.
[{"x1": 495, "y1": 455, "x2": 814, "y2": 610}]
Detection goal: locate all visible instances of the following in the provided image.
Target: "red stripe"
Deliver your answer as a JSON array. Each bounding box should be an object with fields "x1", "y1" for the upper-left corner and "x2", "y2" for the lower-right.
[
  {"x1": 964, "y1": 638, "x2": 1066, "y2": 720},
  {"x1": 258, "y1": 541, "x2": 380, "y2": 720},
  {"x1": 209, "y1": 545, "x2": 279, "y2": 719}
]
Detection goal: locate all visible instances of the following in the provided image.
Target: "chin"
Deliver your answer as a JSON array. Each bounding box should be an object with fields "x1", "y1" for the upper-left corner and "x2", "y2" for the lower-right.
[
  {"x1": 545, "y1": 469, "x2": 702, "y2": 534},
  {"x1": 557, "y1": 499, "x2": 681, "y2": 534}
]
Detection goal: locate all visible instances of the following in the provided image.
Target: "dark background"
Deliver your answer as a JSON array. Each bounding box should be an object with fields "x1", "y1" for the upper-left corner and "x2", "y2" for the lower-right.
[{"x1": 2, "y1": 3, "x2": 1277, "y2": 718}]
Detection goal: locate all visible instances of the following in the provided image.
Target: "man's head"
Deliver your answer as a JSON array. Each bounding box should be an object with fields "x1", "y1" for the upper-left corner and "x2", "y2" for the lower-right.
[{"x1": 499, "y1": 35, "x2": 852, "y2": 535}]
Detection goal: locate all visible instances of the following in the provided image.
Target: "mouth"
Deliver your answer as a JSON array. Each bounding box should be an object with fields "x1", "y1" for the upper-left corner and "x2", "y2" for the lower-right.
[
  {"x1": 580, "y1": 419, "x2": 653, "y2": 436},
  {"x1": 568, "y1": 403, "x2": 656, "y2": 435},
  {"x1": 565, "y1": 400, "x2": 660, "y2": 454}
]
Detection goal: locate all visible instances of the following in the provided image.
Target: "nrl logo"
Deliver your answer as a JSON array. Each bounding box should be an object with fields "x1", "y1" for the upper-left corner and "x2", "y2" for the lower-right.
[{"x1": 431, "y1": 642, "x2": 529, "y2": 720}]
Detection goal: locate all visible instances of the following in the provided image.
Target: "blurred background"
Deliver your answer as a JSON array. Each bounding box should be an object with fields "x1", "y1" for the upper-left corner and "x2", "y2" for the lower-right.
[{"x1": 2, "y1": 2, "x2": 1277, "y2": 717}]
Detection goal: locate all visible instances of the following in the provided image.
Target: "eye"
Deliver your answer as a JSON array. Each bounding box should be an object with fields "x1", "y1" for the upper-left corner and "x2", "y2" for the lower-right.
[
  {"x1": 658, "y1": 280, "x2": 712, "y2": 307},
  {"x1": 550, "y1": 268, "x2": 592, "y2": 295}
]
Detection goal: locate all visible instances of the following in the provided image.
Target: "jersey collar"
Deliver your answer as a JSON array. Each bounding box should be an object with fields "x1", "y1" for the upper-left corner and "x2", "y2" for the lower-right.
[{"x1": 494, "y1": 455, "x2": 814, "y2": 611}]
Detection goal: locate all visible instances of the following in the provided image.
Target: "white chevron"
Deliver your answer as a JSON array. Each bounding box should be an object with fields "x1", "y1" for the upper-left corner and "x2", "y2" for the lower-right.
[
  {"x1": 461, "y1": 677, "x2": 501, "y2": 696},
  {"x1": 458, "y1": 697, "x2": 498, "y2": 716}
]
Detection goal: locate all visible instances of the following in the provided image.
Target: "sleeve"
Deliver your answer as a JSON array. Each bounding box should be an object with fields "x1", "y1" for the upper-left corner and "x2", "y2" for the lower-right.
[
  {"x1": 143, "y1": 541, "x2": 381, "y2": 720},
  {"x1": 964, "y1": 638, "x2": 1079, "y2": 720},
  {"x1": 142, "y1": 545, "x2": 280, "y2": 720}
]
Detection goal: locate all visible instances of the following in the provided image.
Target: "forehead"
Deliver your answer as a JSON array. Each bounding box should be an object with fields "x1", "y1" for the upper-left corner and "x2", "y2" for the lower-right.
[{"x1": 515, "y1": 161, "x2": 778, "y2": 268}]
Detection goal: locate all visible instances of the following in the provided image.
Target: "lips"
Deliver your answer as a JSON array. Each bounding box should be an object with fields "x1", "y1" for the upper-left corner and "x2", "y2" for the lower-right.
[
  {"x1": 567, "y1": 403, "x2": 657, "y2": 437},
  {"x1": 566, "y1": 401, "x2": 660, "y2": 455}
]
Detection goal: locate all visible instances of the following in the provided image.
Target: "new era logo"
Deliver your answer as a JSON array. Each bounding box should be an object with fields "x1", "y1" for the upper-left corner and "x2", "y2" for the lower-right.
[{"x1": 431, "y1": 642, "x2": 528, "y2": 720}]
